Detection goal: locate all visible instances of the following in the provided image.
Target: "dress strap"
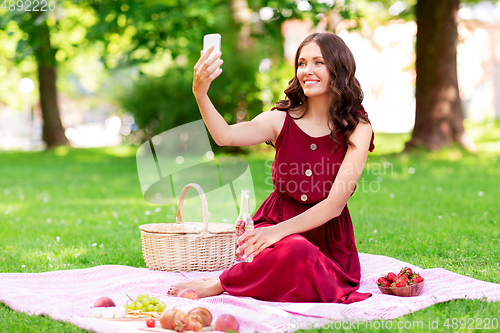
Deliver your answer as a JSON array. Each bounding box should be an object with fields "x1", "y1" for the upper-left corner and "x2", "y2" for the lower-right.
[
  {"x1": 265, "y1": 109, "x2": 289, "y2": 149},
  {"x1": 369, "y1": 131, "x2": 375, "y2": 152}
]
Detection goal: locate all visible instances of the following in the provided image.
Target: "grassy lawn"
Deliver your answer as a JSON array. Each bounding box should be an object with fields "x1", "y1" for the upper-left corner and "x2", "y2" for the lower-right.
[{"x1": 1, "y1": 121, "x2": 499, "y2": 332}]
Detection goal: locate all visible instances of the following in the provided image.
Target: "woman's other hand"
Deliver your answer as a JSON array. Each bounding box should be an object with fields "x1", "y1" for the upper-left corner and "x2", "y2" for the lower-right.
[
  {"x1": 193, "y1": 46, "x2": 223, "y2": 98},
  {"x1": 236, "y1": 225, "x2": 285, "y2": 260}
]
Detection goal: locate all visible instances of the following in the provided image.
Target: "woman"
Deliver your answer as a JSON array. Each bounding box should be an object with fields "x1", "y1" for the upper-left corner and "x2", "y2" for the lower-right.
[{"x1": 169, "y1": 32, "x2": 374, "y2": 303}]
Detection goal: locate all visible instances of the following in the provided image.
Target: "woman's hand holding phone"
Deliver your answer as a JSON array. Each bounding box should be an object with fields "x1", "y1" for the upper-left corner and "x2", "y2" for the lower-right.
[
  {"x1": 193, "y1": 33, "x2": 230, "y2": 147},
  {"x1": 192, "y1": 46, "x2": 223, "y2": 98}
]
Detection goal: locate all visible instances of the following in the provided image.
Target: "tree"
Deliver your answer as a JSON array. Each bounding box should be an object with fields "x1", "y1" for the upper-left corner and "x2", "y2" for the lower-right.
[
  {"x1": 361, "y1": 0, "x2": 491, "y2": 152},
  {"x1": 0, "y1": 9, "x2": 70, "y2": 148},
  {"x1": 404, "y1": 0, "x2": 477, "y2": 152},
  {"x1": 32, "y1": 11, "x2": 71, "y2": 148}
]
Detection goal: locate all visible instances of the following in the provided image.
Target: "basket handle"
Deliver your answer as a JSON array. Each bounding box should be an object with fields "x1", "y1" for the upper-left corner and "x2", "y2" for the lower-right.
[{"x1": 175, "y1": 183, "x2": 209, "y2": 237}]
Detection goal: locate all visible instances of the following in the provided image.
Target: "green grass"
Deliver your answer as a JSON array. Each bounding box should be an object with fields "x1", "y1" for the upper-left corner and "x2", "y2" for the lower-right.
[{"x1": 1, "y1": 124, "x2": 499, "y2": 333}]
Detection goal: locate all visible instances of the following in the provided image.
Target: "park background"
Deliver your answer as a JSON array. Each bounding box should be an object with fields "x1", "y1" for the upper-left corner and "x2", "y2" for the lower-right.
[{"x1": 1, "y1": 0, "x2": 500, "y2": 332}]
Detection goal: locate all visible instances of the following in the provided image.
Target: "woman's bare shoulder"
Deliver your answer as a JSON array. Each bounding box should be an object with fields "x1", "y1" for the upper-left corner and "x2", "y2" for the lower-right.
[
  {"x1": 353, "y1": 121, "x2": 373, "y2": 135},
  {"x1": 349, "y1": 121, "x2": 373, "y2": 150},
  {"x1": 256, "y1": 110, "x2": 287, "y2": 127},
  {"x1": 254, "y1": 110, "x2": 288, "y2": 143},
  {"x1": 258, "y1": 109, "x2": 288, "y2": 120}
]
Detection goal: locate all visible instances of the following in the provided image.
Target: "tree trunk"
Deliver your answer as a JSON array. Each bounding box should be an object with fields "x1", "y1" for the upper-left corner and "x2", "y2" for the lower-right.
[
  {"x1": 37, "y1": 63, "x2": 69, "y2": 149},
  {"x1": 32, "y1": 16, "x2": 69, "y2": 149},
  {"x1": 405, "y1": 0, "x2": 476, "y2": 152}
]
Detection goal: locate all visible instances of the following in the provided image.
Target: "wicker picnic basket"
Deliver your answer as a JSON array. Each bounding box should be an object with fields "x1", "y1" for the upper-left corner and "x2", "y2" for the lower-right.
[{"x1": 139, "y1": 183, "x2": 236, "y2": 272}]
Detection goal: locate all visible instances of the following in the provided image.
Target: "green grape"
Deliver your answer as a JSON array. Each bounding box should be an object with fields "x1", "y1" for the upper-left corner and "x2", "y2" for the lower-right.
[
  {"x1": 143, "y1": 294, "x2": 150, "y2": 299},
  {"x1": 142, "y1": 298, "x2": 150, "y2": 306},
  {"x1": 150, "y1": 297, "x2": 156, "y2": 304},
  {"x1": 135, "y1": 301, "x2": 143, "y2": 309},
  {"x1": 154, "y1": 305, "x2": 159, "y2": 312},
  {"x1": 158, "y1": 302, "x2": 166, "y2": 311},
  {"x1": 127, "y1": 301, "x2": 135, "y2": 310},
  {"x1": 142, "y1": 307, "x2": 147, "y2": 312},
  {"x1": 147, "y1": 304, "x2": 155, "y2": 312},
  {"x1": 136, "y1": 294, "x2": 144, "y2": 301}
]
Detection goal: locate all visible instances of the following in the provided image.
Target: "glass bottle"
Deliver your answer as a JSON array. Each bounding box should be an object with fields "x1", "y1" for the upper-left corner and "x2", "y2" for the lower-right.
[{"x1": 235, "y1": 190, "x2": 254, "y2": 263}]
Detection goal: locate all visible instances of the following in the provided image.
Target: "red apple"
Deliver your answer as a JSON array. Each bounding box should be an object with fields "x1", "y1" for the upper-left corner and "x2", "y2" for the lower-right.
[
  {"x1": 177, "y1": 288, "x2": 198, "y2": 300},
  {"x1": 93, "y1": 296, "x2": 116, "y2": 308},
  {"x1": 215, "y1": 314, "x2": 239, "y2": 332}
]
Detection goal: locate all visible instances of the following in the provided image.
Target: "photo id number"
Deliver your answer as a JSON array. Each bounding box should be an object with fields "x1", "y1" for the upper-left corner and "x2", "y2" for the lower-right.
[
  {"x1": 1, "y1": 0, "x2": 56, "y2": 11},
  {"x1": 444, "y1": 317, "x2": 499, "y2": 330}
]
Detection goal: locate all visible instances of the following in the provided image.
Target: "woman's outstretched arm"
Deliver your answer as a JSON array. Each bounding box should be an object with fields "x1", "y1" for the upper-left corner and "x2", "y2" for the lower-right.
[
  {"x1": 236, "y1": 122, "x2": 373, "y2": 259},
  {"x1": 193, "y1": 47, "x2": 282, "y2": 147}
]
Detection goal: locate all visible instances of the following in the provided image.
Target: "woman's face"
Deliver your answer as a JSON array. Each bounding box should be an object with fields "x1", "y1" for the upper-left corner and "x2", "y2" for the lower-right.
[{"x1": 297, "y1": 42, "x2": 331, "y2": 99}]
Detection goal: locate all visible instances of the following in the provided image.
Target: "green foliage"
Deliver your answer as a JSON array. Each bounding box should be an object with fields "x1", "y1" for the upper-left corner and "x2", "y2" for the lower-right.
[
  {"x1": 0, "y1": 303, "x2": 86, "y2": 333},
  {"x1": 85, "y1": 0, "x2": 236, "y2": 69},
  {"x1": 0, "y1": 1, "x2": 95, "y2": 64},
  {"x1": 120, "y1": 67, "x2": 198, "y2": 137},
  {"x1": 0, "y1": 21, "x2": 37, "y2": 109},
  {"x1": 120, "y1": 48, "x2": 263, "y2": 146},
  {"x1": 356, "y1": 0, "x2": 417, "y2": 24},
  {"x1": 209, "y1": 48, "x2": 264, "y2": 124},
  {"x1": 358, "y1": 0, "x2": 499, "y2": 25},
  {"x1": 0, "y1": 2, "x2": 116, "y2": 105},
  {"x1": 464, "y1": 0, "x2": 499, "y2": 4},
  {"x1": 256, "y1": 56, "x2": 295, "y2": 110}
]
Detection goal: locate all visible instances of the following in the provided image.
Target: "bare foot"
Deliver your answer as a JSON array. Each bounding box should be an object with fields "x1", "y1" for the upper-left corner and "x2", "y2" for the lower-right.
[{"x1": 168, "y1": 277, "x2": 224, "y2": 298}]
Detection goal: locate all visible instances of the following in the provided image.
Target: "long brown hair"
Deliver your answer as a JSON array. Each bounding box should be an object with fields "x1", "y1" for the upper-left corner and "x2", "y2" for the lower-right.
[{"x1": 272, "y1": 32, "x2": 369, "y2": 150}]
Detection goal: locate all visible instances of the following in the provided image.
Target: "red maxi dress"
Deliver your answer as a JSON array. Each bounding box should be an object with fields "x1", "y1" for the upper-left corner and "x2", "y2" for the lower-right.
[{"x1": 219, "y1": 111, "x2": 374, "y2": 303}]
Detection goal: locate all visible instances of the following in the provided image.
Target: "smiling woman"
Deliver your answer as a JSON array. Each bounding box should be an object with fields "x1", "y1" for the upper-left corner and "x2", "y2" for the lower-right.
[
  {"x1": 169, "y1": 32, "x2": 375, "y2": 304},
  {"x1": 275, "y1": 32, "x2": 368, "y2": 150}
]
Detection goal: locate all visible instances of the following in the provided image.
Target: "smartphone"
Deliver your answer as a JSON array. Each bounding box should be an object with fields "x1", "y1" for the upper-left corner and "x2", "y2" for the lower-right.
[{"x1": 203, "y1": 33, "x2": 221, "y2": 54}]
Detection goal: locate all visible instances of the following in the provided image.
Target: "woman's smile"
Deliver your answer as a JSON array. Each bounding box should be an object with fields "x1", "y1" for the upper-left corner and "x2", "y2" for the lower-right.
[{"x1": 303, "y1": 79, "x2": 319, "y2": 87}]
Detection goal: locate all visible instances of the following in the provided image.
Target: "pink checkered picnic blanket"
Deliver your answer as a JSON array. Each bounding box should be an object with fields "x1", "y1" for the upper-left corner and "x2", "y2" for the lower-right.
[{"x1": 1, "y1": 253, "x2": 499, "y2": 333}]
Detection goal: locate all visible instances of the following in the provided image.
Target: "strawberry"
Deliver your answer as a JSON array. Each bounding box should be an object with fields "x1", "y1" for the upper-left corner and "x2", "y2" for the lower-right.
[
  {"x1": 395, "y1": 277, "x2": 408, "y2": 287},
  {"x1": 399, "y1": 267, "x2": 413, "y2": 278},
  {"x1": 174, "y1": 318, "x2": 188, "y2": 332},
  {"x1": 377, "y1": 277, "x2": 391, "y2": 287},
  {"x1": 173, "y1": 313, "x2": 190, "y2": 332},
  {"x1": 146, "y1": 319, "x2": 155, "y2": 328},
  {"x1": 398, "y1": 274, "x2": 409, "y2": 283},
  {"x1": 413, "y1": 273, "x2": 424, "y2": 284},
  {"x1": 390, "y1": 282, "x2": 398, "y2": 288},
  {"x1": 386, "y1": 272, "x2": 397, "y2": 283}
]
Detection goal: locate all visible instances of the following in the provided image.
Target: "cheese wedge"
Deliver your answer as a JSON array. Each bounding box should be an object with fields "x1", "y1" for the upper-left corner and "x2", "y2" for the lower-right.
[{"x1": 92, "y1": 307, "x2": 126, "y2": 319}]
